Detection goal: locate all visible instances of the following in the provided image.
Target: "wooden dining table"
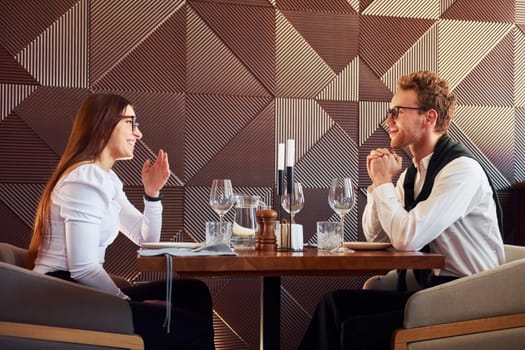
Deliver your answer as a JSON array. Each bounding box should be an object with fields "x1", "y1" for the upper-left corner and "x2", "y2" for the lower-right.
[{"x1": 137, "y1": 247, "x2": 445, "y2": 350}]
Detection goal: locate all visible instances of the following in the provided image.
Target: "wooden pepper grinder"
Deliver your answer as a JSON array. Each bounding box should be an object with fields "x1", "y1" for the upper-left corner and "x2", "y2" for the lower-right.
[{"x1": 255, "y1": 208, "x2": 278, "y2": 251}]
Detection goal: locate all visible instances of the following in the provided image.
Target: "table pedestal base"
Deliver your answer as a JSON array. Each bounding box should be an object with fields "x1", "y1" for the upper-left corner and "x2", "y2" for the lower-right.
[{"x1": 261, "y1": 276, "x2": 281, "y2": 350}]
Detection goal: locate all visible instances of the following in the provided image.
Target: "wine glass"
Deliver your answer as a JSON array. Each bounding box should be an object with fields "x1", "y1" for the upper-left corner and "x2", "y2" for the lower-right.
[
  {"x1": 209, "y1": 179, "x2": 234, "y2": 233},
  {"x1": 281, "y1": 182, "x2": 305, "y2": 224},
  {"x1": 328, "y1": 178, "x2": 355, "y2": 252}
]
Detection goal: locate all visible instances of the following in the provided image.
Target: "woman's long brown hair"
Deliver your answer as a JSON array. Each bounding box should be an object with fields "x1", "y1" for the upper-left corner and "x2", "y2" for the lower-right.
[{"x1": 27, "y1": 94, "x2": 131, "y2": 269}]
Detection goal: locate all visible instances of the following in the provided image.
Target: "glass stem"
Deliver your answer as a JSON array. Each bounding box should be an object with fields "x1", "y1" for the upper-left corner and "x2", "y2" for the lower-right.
[
  {"x1": 219, "y1": 214, "x2": 224, "y2": 235},
  {"x1": 340, "y1": 214, "x2": 345, "y2": 246}
]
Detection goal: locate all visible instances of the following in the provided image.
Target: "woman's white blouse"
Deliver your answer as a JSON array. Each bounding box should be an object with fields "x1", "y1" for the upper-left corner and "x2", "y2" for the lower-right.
[{"x1": 34, "y1": 164, "x2": 162, "y2": 298}]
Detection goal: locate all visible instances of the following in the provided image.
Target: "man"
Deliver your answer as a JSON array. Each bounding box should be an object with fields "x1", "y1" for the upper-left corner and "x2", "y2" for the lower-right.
[{"x1": 298, "y1": 71, "x2": 504, "y2": 350}]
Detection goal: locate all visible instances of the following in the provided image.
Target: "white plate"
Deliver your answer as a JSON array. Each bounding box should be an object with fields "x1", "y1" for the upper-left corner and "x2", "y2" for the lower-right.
[
  {"x1": 343, "y1": 242, "x2": 392, "y2": 250},
  {"x1": 140, "y1": 242, "x2": 203, "y2": 249}
]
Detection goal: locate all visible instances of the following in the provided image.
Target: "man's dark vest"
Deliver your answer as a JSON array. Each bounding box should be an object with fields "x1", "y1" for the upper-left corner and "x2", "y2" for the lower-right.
[{"x1": 397, "y1": 134, "x2": 503, "y2": 291}]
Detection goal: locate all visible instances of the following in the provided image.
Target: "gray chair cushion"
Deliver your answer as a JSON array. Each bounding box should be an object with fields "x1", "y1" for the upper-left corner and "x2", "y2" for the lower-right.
[
  {"x1": 404, "y1": 258, "x2": 525, "y2": 328},
  {"x1": 0, "y1": 262, "x2": 134, "y2": 334}
]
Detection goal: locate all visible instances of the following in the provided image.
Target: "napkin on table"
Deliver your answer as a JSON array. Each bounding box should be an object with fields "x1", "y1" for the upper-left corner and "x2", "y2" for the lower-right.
[{"x1": 138, "y1": 243, "x2": 237, "y2": 256}]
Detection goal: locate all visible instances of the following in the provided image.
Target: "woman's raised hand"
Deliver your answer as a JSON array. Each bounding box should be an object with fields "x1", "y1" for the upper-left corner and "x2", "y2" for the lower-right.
[{"x1": 142, "y1": 149, "x2": 170, "y2": 197}]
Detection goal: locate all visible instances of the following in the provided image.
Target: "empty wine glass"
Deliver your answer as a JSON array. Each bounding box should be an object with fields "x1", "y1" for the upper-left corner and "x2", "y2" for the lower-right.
[
  {"x1": 328, "y1": 178, "x2": 355, "y2": 252},
  {"x1": 281, "y1": 182, "x2": 305, "y2": 224},
  {"x1": 209, "y1": 179, "x2": 234, "y2": 233}
]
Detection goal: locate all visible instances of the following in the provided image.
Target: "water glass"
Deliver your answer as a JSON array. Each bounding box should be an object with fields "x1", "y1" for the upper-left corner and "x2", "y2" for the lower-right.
[
  {"x1": 317, "y1": 221, "x2": 342, "y2": 251},
  {"x1": 205, "y1": 221, "x2": 232, "y2": 246}
]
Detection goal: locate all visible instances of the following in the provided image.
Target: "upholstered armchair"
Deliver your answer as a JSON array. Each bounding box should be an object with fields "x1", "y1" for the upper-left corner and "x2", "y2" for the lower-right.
[
  {"x1": 362, "y1": 244, "x2": 525, "y2": 350},
  {"x1": 0, "y1": 242, "x2": 143, "y2": 350}
]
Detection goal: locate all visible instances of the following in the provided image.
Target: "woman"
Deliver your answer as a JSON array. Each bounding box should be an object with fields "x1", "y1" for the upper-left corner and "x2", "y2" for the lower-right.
[{"x1": 28, "y1": 94, "x2": 215, "y2": 350}]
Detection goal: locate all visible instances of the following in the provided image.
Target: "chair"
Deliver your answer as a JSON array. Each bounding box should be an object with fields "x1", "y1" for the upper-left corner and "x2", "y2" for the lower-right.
[
  {"x1": 0, "y1": 242, "x2": 143, "y2": 350},
  {"x1": 362, "y1": 244, "x2": 525, "y2": 350}
]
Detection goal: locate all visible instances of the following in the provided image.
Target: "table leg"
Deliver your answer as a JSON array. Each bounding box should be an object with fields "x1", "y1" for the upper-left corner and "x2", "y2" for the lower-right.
[{"x1": 261, "y1": 276, "x2": 281, "y2": 350}]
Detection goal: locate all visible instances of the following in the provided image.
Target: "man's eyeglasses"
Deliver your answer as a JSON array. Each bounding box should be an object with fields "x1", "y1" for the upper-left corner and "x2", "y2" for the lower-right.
[
  {"x1": 387, "y1": 106, "x2": 427, "y2": 120},
  {"x1": 122, "y1": 116, "x2": 139, "y2": 132}
]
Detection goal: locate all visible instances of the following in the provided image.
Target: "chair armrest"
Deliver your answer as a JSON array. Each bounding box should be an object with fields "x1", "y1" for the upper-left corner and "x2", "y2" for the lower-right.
[
  {"x1": 504, "y1": 244, "x2": 525, "y2": 263},
  {"x1": 0, "y1": 263, "x2": 134, "y2": 334},
  {"x1": 0, "y1": 321, "x2": 144, "y2": 350},
  {"x1": 404, "y1": 258, "x2": 525, "y2": 328},
  {"x1": 393, "y1": 313, "x2": 525, "y2": 350}
]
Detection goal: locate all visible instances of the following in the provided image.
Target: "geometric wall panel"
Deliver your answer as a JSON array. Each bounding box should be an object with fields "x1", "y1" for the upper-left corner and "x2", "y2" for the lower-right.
[
  {"x1": 362, "y1": 0, "x2": 440, "y2": 19},
  {"x1": 0, "y1": 0, "x2": 80, "y2": 55},
  {"x1": 438, "y1": 20, "x2": 513, "y2": 89},
  {"x1": 514, "y1": 0, "x2": 525, "y2": 24},
  {"x1": 187, "y1": 6, "x2": 269, "y2": 97},
  {"x1": 275, "y1": 98, "x2": 335, "y2": 164},
  {"x1": 317, "y1": 99, "x2": 359, "y2": 143},
  {"x1": 92, "y1": 6, "x2": 186, "y2": 93},
  {"x1": 281, "y1": 274, "x2": 368, "y2": 350},
  {"x1": 360, "y1": 15, "x2": 436, "y2": 77},
  {"x1": 518, "y1": 0, "x2": 525, "y2": 25},
  {"x1": 279, "y1": 10, "x2": 359, "y2": 74},
  {"x1": 277, "y1": 0, "x2": 357, "y2": 14},
  {"x1": 295, "y1": 124, "x2": 358, "y2": 189},
  {"x1": 16, "y1": 0, "x2": 88, "y2": 88},
  {"x1": 515, "y1": 27, "x2": 525, "y2": 108},
  {"x1": 0, "y1": 46, "x2": 39, "y2": 84},
  {"x1": 190, "y1": 101, "x2": 275, "y2": 187},
  {"x1": 442, "y1": 0, "x2": 515, "y2": 22},
  {"x1": 184, "y1": 185, "x2": 228, "y2": 244},
  {"x1": 359, "y1": 101, "x2": 390, "y2": 146},
  {"x1": 454, "y1": 106, "x2": 514, "y2": 182},
  {"x1": 185, "y1": 95, "x2": 270, "y2": 182},
  {"x1": 276, "y1": 10, "x2": 335, "y2": 98},
  {"x1": 212, "y1": 278, "x2": 260, "y2": 350},
  {"x1": 317, "y1": 57, "x2": 359, "y2": 102},
  {"x1": 448, "y1": 122, "x2": 512, "y2": 191},
  {"x1": 359, "y1": 0, "x2": 375, "y2": 13},
  {"x1": 515, "y1": 107, "x2": 525, "y2": 181},
  {"x1": 454, "y1": 30, "x2": 514, "y2": 107},
  {"x1": 0, "y1": 199, "x2": 33, "y2": 249},
  {"x1": 190, "y1": 1, "x2": 275, "y2": 94},
  {"x1": 382, "y1": 23, "x2": 438, "y2": 92},
  {"x1": 0, "y1": 183, "x2": 44, "y2": 228},
  {"x1": 89, "y1": 0, "x2": 184, "y2": 85},
  {"x1": 359, "y1": 58, "x2": 393, "y2": 101},
  {"x1": 280, "y1": 286, "x2": 312, "y2": 350},
  {"x1": 0, "y1": 84, "x2": 38, "y2": 120},
  {"x1": 13, "y1": 87, "x2": 88, "y2": 155},
  {"x1": 0, "y1": 114, "x2": 57, "y2": 183},
  {"x1": 349, "y1": 0, "x2": 360, "y2": 13}
]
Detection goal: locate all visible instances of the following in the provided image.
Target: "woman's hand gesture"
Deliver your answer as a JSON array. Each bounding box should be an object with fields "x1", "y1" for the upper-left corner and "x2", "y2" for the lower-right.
[{"x1": 142, "y1": 149, "x2": 170, "y2": 197}]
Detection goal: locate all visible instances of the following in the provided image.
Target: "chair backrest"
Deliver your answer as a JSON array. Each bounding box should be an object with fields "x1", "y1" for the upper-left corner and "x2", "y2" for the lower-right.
[
  {"x1": 0, "y1": 243, "x2": 28, "y2": 268},
  {"x1": 504, "y1": 244, "x2": 525, "y2": 263}
]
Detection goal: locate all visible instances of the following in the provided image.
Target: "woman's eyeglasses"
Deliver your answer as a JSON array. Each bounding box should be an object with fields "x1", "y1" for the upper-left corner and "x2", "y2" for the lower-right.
[
  {"x1": 122, "y1": 116, "x2": 139, "y2": 132},
  {"x1": 387, "y1": 106, "x2": 427, "y2": 120}
]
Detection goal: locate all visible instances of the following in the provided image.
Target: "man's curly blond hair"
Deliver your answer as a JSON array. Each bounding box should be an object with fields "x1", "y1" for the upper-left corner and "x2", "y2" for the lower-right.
[{"x1": 397, "y1": 71, "x2": 456, "y2": 133}]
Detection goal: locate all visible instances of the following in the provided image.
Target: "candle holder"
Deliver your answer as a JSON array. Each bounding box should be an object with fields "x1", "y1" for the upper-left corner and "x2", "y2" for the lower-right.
[{"x1": 278, "y1": 169, "x2": 284, "y2": 219}]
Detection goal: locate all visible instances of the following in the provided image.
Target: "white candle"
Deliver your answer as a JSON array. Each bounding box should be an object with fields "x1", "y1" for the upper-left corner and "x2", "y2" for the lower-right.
[
  {"x1": 278, "y1": 143, "x2": 285, "y2": 170},
  {"x1": 286, "y1": 139, "x2": 295, "y2": 167}
]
